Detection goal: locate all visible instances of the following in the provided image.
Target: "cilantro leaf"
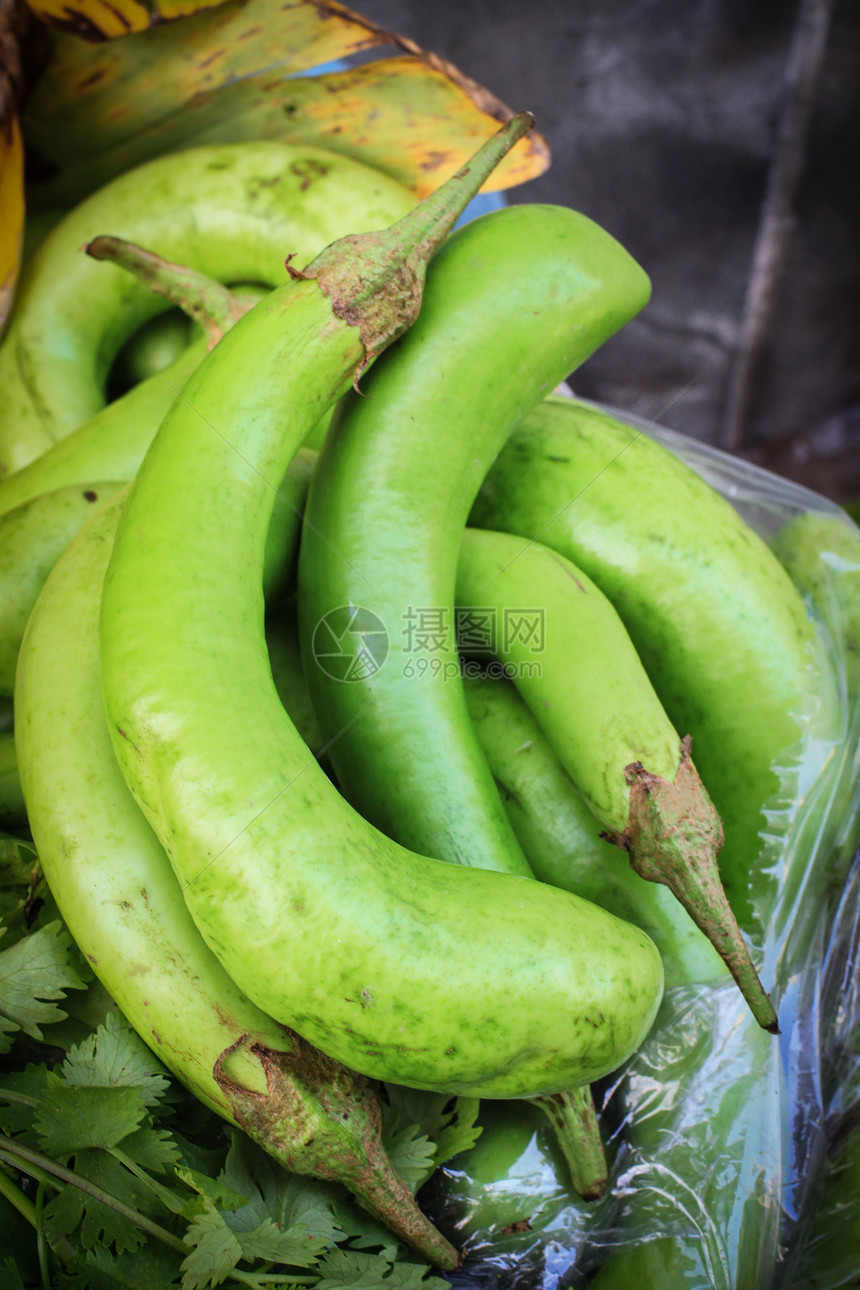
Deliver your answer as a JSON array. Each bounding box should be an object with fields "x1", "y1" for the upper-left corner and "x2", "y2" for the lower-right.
[
  {"x1": 0, "y1": 835, "x2": 37, "y2": 887},
  {"x1": 41, "y1": 1149, "x2": 157, "y2": 1254},
  {"x1": 169, "y1": 1130, "x2": 230, "y2": 1183},
  {"x1": 326, "y1": 1201, "x2": 399, "y2": 1260},
  {"x1": 180, "y1": 1205, "x2": 243, "y2": 1290},
  {"x1": 43, "y1": 977, "x2": 118, "y2": 1053},
  {"x1": 175, "y1": 1166, "x2": 245, "y2": 1208},
  {"x1": 380, "y1": 1121, "x2": 436, "y2": 1195},
  {"x1": 119, "y1": 1125, "x2": 181, "y2": 1175},
  {"x1": 314, "y1": 1248, "x2": 449, "y2": 1289},
  {"x1": 0, "y1": 1015, "x2": 20, "y2": 1054},
  {"x1": 35, "y1": 1082, "x2": 146, "y2": 1157},
  {"x1": 220, "y1": 1134, "x2": 342, "y2": 1244},
  {"x1": 383, "y1": 1088, "x2": 481, "y2": 1177},
  {"x1": 0, "y1": 1256, "x2": 29, "y2": 1290},
  {"x1": 0, "y1": 1063, "x2": 49, "y2": 1136},
  {"x1": 53, "y1": 1242, "x2": 185, "y2": 1289},
  {"x1": 0, "y1": 892, "x2": 28, "y2": 954},
  {"x1": 61, "y1": 1014, "x2": 169, "y2": 1108},
  {"x1": 235, "y1": 1214, "x2": 327, "y2": 1267},
  {"x1": 428, "y1": 1098, "x2": 481, "y2": 1168},
  {"x1": 382, "y1": 1266, "x2": 451, "y2": 1290},
  {"x1": 0, "y1": 920, "x2": 86, "y2": 1051}
]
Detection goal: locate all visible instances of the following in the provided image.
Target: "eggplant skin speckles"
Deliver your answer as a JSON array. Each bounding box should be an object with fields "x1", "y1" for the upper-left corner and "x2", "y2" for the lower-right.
[
  {"x1": 14, "y1": 493, "x2": 460, "y2": 1269},
  {"x1": 0, "y1": 141, "x2": 417, "y2": 479},
  {"x1": 472, "y1": 395, "x2": 829, "y2": 931}
]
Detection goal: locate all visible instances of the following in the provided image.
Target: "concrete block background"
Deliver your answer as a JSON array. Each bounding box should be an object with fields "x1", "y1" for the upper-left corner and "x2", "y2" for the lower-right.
[{"x1": 353, "y1": 0, "x2": 860, "y2": 500}]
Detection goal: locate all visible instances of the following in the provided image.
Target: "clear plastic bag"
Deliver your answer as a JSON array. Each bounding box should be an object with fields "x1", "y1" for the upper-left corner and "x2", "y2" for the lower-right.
[{"x1": 427, "y1": 407, "x2": 860, "y2": 1290}]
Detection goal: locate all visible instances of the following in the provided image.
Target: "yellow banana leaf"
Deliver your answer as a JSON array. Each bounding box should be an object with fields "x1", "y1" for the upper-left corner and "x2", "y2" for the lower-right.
[
  {"x1": 24, "y1": 0, "x2": 393, "y2": 165},
  {"x1": 25, "y1": 0, "x2": 229, "y2": 40},
  {"x1": 23, "y1": 0, "x2": 549, "y2": 210},
  {"x1": 0, "y1": 113, "x2": 25, "y2": 333}
]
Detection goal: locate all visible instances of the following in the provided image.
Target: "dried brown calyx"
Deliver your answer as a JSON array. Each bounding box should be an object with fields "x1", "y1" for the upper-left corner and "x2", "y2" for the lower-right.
[
  {"x1": 289, "y1": 111, "x2": 534, "y2": 386},
  {"x1": 216, "y1": 1031, "x2": 460, "y2": 1270},
  {"x1": 605, "y1": 736, "x2": 779, "y2": 1034}
]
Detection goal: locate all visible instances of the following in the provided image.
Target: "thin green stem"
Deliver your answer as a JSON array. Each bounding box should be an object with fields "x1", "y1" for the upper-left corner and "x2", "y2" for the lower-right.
[
  {"x1": 1, "y1": 1138, "x2": 319, "y2": 1287},
  {"x1": 35, "y1": 1181, "x2": 51, "y2": 1290},
  {"x1": 84, "y1": 236, "x2": 251, "y2": 348},
  {"x1": 0, "y1": 1133, "x2": 187, "y2": 1254},
  {"x1": 376, "y1": 110, "x2": 534, "y2": 264},
  {"x1": 530, "y1": 1087, "x2": 608, "y2": 1201},
  {"x1": 231, "y1": 1277, "x2": 318, "y2": 1287},
  {"x1": 0, "y1": 1149, "x2": 58, "y2": 1193},
  {"x1": 218, "y1": 1269, "x2": 317, "y2": 1288},
  {"x1": 0, "y1": 1088, "x2": 41, "y2": 1108},
  {"x1": 295, "y1": 112, "x2": 535, "y2": 382},
  {"x1": 108, "y1": 1143, "x2": 181, "y2": 1213},
  {"x1": 0, "y1": 1151, "x2": 78, "y2": 1266},
  {"x1": 0, "y1": 1158, "x2": 38, "y2": 1227}
]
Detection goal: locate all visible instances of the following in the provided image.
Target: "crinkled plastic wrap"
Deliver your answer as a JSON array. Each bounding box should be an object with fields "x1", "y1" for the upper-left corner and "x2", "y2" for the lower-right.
[{"x1": 424, "y1": 408, "x2": 860, "y2": 1290}]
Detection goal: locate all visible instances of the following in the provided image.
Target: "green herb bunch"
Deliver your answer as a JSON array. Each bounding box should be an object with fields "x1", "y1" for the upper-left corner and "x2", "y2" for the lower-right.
[{"x1": 0, "y1": 835, "x2": 481, "y2": 1290}]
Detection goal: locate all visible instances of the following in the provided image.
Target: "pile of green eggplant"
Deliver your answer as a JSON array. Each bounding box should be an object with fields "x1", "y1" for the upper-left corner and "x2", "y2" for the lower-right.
[{"x1": 1, "y1": 113, "x2": 859, "y2": 1290}]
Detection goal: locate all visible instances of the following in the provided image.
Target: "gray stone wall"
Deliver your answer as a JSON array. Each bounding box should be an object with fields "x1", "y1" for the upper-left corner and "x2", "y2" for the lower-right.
[{"x1": 355, "y1": 0, "x2": 860, "y2": 498}]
